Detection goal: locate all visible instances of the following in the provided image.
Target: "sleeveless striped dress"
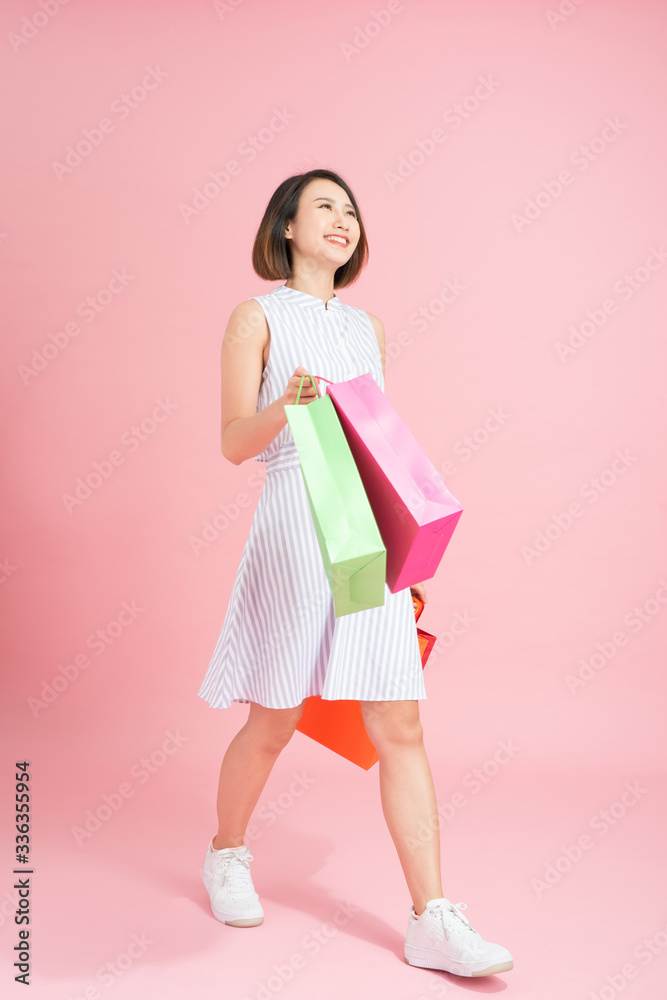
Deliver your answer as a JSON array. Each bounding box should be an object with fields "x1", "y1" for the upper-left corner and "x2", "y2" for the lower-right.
[{"x1": 197, "y1": 283, "x2": 427, "y2": 709}]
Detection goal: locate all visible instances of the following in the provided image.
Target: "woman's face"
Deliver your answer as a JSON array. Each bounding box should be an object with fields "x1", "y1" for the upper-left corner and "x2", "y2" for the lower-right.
[{"x1": 284, "y1": 178, "x2": 360, "y2": 273}]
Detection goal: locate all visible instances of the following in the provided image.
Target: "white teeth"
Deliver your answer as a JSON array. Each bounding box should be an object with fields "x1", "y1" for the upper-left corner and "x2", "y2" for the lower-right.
[{"x1": 325, "y1": 236, "x2": 347, "y2": 245}]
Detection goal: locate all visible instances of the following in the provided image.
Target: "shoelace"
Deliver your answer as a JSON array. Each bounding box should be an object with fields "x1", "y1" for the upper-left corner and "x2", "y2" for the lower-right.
[
  {"x1": 212, "y1": 848, "x2": 255, "y2": 897},
  {"x1": 427, "y1": 899, "x2": 477, "y2": 936}
]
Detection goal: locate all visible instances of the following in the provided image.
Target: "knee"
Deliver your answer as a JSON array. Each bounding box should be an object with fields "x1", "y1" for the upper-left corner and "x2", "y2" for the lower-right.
[
  {"x1": 261, "y1": 724, "x2": 300, "y2": 754},
  {"x1": 247, "y1": 700, "x2": 307, "y2": 753},
  {"x1": 360, "y1": 701, "x2": 423, "y2": 750}
]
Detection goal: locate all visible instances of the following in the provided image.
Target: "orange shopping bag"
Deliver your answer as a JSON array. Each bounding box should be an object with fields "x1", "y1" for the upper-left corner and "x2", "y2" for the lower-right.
[{"x1": 295, "y1": 596, "x2": 437, "y2": 770}]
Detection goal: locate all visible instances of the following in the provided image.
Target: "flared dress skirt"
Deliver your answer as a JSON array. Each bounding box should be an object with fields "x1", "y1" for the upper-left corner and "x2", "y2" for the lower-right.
[{"x1": 197, "y1": 283, "x2": 428, "y2": 710}]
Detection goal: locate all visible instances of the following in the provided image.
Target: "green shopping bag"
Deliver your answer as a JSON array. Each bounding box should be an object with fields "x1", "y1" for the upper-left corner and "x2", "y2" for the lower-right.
[{"x1": 284, "y1": 373, "x2": 386, "y2": 617}]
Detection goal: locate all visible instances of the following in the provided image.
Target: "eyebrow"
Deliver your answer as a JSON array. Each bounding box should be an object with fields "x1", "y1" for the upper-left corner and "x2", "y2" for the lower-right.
[{"x1": 312, "y1": 196, "x2": 356, "y2": 211}]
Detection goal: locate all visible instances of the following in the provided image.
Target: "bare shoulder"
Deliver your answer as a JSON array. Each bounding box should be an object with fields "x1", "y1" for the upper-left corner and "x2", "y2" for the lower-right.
[
  {"x1": 364, "y1": 311, "x2": 385, "y2": 346},
  {"x1": 222, "y1": 297, "x2": 270, "y2": 359},
  {"x1": 365, "y1": 310, "x2": 385, "y2": 363},
  {"x1": 364, "y1": 311, "x2": 385, "y2": 378},
  {"x1": 226, "y1": 298, "x2": 269, "y2": 339}
]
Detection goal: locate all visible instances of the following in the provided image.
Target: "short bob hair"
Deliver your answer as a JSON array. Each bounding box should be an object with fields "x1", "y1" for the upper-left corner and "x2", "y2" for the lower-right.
[{"x1": 252, "y1": 169, "x2": 369, "y2": 288}]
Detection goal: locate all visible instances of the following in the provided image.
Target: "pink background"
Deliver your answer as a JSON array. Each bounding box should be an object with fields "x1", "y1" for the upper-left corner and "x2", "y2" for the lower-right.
[{"x1": 2, "y1": 0, "x2": 666, "y2": 997}]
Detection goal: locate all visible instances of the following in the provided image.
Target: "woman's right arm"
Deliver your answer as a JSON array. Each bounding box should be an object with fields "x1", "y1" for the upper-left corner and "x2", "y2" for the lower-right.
[{"x1": 220, "y1": 299, "x2": 319, "y2": 465}]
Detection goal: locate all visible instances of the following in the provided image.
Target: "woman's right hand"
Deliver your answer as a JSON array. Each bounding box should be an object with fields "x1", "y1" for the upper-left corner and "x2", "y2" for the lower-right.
[{"x1": 282, "y1": 366, "x2": 321, "y2": 406}]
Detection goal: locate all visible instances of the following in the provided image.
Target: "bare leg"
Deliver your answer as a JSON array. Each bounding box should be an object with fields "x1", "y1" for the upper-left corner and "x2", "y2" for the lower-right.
[
  {"x1": 212, "y1": 700, "x2": 306, "y2": 850},
  {"x1": 361, "y1": 700, "x2": 443, "y2": 916}
]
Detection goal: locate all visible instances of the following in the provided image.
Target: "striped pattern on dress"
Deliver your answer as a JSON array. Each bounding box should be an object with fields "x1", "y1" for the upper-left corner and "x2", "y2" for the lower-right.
[{"x1": 197, "y1": 283, "x2": 427, "y2": 709}]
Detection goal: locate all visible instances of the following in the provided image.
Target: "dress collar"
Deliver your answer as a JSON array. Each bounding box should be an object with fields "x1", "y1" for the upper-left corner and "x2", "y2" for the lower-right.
[{"x1": 275, "y1": 283, "x2": 342, "y2": 311}]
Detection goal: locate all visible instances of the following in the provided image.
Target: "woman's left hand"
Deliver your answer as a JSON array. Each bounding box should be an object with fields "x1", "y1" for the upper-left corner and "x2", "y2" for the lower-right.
[{"x1": 410, "y1": 582, "x2": 427, "y2": 604}]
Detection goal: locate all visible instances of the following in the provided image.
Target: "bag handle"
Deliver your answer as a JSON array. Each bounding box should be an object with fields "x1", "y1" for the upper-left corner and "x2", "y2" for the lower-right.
[
  {"x1": 294, "y1": 372, "x2": 344, "y2": 405},
  {"x1": 295, "y1": 373, "x2": 327, "y2": 405}
]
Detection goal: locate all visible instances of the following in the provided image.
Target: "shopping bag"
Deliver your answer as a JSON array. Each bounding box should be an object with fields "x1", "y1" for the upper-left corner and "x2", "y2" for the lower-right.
[
  {"x1": 295, "y1": 594, "x2": 437, "y2": 770},
  {"x1": 284, "y1": 374, "x2": 386, "y2": 617},
  {"x1": 314, "y1": 373, "x2": 463, "y2": 592},
  {"x1": 414, "y1": 595, "x2": 437, "y2": 664}
]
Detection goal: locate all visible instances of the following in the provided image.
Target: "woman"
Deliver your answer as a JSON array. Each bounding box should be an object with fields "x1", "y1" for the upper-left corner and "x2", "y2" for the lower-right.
[{"x1": 197, "y1": 169, "x2": 513, "y2": 978}]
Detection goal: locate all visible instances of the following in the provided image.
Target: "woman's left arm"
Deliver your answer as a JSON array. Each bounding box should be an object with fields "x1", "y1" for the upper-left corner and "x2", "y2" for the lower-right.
[{"x1": 366, "y1": 312, "x2": 385, "y2": 382}]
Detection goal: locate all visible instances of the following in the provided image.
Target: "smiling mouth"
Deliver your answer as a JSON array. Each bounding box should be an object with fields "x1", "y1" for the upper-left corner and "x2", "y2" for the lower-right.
[{"x1": 324, "y1": 235, "x2": 349, "y2": 247}]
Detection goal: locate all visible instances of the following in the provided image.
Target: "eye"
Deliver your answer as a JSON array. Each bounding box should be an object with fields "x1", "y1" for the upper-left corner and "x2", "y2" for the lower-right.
[{"x1": 319, "y1": 202, "x2": 357, "y2": 219}]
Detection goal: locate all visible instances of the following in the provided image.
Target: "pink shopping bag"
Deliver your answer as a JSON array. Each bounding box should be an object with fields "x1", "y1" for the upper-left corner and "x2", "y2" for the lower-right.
[{"x1": 313, "y1": 373, "x2": 463, "y2": 592}]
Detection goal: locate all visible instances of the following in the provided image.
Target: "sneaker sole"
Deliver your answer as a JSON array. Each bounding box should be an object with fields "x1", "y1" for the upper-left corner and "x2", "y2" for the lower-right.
[
  {"x1": 218, "y1": 913, "x2": 264, "y2": 928},
  {"x1": 405, "y1": 944, "x2": 513, "y2": 977},
  {"x1": 205, "y1": 887, "x2": 264, "y2": 927},
  {"x1": 203, "y1": 865, "x2": 264, "y2": 927},
  {"x1": 210, "y1": 902, "x2": 264, "y2": 927}
]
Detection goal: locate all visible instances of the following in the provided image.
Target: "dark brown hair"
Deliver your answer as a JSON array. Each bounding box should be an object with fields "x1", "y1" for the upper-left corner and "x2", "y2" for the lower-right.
[{"x1": 252, "y1": 169, "x2": 369, "y2": 288}]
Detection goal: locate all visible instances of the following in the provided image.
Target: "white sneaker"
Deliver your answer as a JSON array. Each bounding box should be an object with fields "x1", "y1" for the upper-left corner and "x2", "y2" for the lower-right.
[
  {"x1": 404, "y1": 897, "x2": 513, "y2": 977},
  {"x1": 202, "y1": 841, "x2": 264, "y2": 927}
]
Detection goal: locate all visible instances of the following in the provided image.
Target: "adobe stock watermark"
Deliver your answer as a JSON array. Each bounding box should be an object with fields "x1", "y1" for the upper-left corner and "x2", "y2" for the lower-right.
[
  {"x1": 232, "y1": 575, "x2": 391, "y2": 692},
  {"x1": 207, "y1": 581, "x2": 333, "y2": 697},
  {"x1": 18, "y1": 268, "x2": 135, "y2": 385},
  {"x1": 1, "y1": 558, "x2": 18, "y2": 584},
  {"x1": 27, "y1": 599, "x2": 145, "y2": 717},
  {"x1": 390, "y1": 406, "x2": 511, "y2": 507},
  {"x1": 212, "y1": 0, "x2": 246, "y2": 19},
  {"x1": 426, "y1": 609, "x2": 477, "y2": 663},
  {"x1": 530, "y1": 780, "x2": 648, "y2": 897},
  {"x1": 189, "y1": 472, "x2": 265, "y2": 554},
  {"x1": 179, "y1": 107, "x2": 295, "y2": 223},
  {"x1": 521, "y1": 447, "x2": 639, "y2": 566},
  {"x1": 565, "y1": 577, "x2": 667, "y2": 694},
  {"x1": 385, "y1": 74, "x2": 502, "y2": 191},
  {"x1": 61, "y1": 397, "x2": 180, "y2": 513},
  {"x1": 0, "y1": 887, "x2": 22, "y2": 931},
  {"x1": 249, "y1": 586, "x2": 333, "y2": 677},
  {"x1": 588, "y1": 917, "x2": 667, "y2": 1000},
  {"x1": 62, "y1": 930, "x2": 155, "y2": 998},
  {"x1": 356, "y1": 669, "x2": 430, "y2": 725},
  {"x1": 555, "y1": 246, "x2": 667, "y2": 361},
  {"x1": 8, "y1": 0, "x2": 71, "y2": 54},
  {"x1": 361, "y1": 662, "x2": 436, "y2": 715},
  {"x1": 242, "y1": 772, "x2": 315, "y2": 844},
  {"x1": 285, "y1": 156, "x2": 318, "y2": 177},
  {"x1": 511, "y1": 116, "x2": 628, "y2": 233},
  {"x1": 241, "y1": 899, "x2": 360, "y2": 1000},
  {"x1": 196, "y1": 776, "x2": 316, "y2": 878},
  {"x1": 410, "y1": 975, "x2": 453, "y2": 999},
  {"x1": 384, "y1": 278, "x2": 466, "y2": 371},
  {"x1": 218, "y1": 255, "x2": 321, "y2": 356},
  {"x1": 51, "y1": 67, "x2": 168, "y2": 180},
  {"x1": 358, "y1": 606, "x2": 478, "y2": 707},
  {"x1": 71, "y1": 729, "x2": 188, "y2": 846},
  {"x1": 546, "y1": 0, "x2": 588, "y2": 30},
  {"x1": 340, "y1": 0, "x2": 407, "y2": 63},
  {"x1": 445, "y1": 406, "x2": 511, "y2": 474},
  {"x1": 406, "y1": 739, "x2": 521, "y2": 851}
]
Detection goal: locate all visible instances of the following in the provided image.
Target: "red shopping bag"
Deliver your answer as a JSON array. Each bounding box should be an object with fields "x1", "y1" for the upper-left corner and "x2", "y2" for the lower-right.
[
  {"x1": 314, "y1": 373, "x2": 463, "y2": 593},
  {"x1": 414, "y1": 595, "x2": 437, "y2": 664},
  {"x1": 295, "y1": 596, "x2": 437, "y2": 770}
]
